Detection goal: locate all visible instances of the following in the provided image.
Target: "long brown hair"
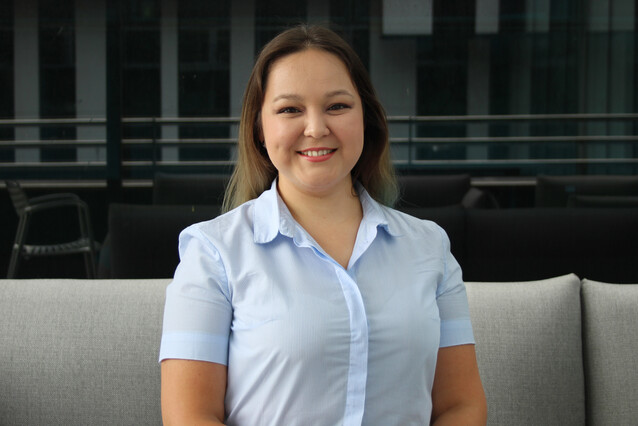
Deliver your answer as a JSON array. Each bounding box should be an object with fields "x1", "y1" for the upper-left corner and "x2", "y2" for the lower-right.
[{"x1": 222, "y1": 24, "x2": 397, "y2": 212}]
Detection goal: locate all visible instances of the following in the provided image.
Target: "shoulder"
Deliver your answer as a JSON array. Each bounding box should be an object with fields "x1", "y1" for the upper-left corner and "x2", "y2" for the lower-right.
[
  {"x1": 377, "y1": 205, "x2": 453, "y2": 259},
  {"x1": 381, "y1": 205, "x2": 448, "y2": 240},
  {"x1": 180, "y1": 200, "x2": 257, "y2": 249},
  {"x1": 360, "y1": 189, "x2": 446, "y2": 241}
]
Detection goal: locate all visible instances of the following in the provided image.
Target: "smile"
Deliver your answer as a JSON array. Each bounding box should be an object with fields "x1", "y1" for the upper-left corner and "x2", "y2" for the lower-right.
[{"x1": 299, "y1": 149, "x2": 337, "y2": 157}]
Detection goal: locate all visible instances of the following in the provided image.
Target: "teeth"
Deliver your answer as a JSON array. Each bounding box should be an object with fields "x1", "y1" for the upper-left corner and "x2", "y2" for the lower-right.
[{"x1": 303, "y1": 149, "x2": 333, "y2": 157}]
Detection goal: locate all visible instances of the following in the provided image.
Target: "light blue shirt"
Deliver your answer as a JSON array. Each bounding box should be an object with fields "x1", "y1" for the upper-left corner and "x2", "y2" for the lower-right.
[{"x1": 160, "y1": 180, "x2": 474, "y2": 426}]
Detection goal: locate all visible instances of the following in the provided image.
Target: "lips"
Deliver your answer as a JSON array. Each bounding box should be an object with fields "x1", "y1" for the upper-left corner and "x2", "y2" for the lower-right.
[{"x1": 298, "y1": 148, "x2": 337, "y2": 157}]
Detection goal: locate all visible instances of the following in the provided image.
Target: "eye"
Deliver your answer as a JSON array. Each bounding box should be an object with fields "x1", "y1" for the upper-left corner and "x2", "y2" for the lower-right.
[
  {"x1": 277, "y1": 106, "x2": 301, "y2": 114},
  {"x1": 328, "y1": 103, "x2": 351, "y2": 112}
]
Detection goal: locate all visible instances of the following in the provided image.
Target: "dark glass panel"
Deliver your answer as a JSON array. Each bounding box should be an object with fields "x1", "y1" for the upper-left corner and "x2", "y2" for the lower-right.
[
  {"x1": 39, "y1": 0, "x2": 76, "y2": 161},
  {"x1": 330, "y1": 0, "x2": 369, "y2": 69},
  {"x1": 177, "y1": 0, "x2": 231, "y2": 160},
  {"x1": 123, "y1": 28, "x2": 160, "y2": 64},
  {"x1": 0, "y1": 0, "x2": 14, "y2": 134},
  {"x1": 254, "y1": 0, "x2": 306, "y2": 52}
]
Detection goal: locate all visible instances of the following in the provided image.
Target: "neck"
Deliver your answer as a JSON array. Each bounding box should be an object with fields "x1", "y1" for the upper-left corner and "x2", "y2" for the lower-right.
[{"x1": 277, "y1": 178, "x2": 362, "y2": 226}]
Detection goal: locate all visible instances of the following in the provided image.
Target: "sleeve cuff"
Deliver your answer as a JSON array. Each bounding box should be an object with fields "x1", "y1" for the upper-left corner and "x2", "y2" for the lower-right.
[
  {"x1": 440, "y1": 318, "x2": 475, "y2": 348},
  {"x1": 159, "y1": 332, "x2": 229, "y2": 364}
]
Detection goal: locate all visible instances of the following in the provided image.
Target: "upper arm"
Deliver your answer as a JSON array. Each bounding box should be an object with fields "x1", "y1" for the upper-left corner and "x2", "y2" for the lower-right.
[
  {"x1": 160, "y1": 228, "x2": 233, "y2": 365},
  {"x1": 431, "y1": 344, "x2": 487, "y2": 425},
  {"x1": 161, "y1": 359, "x2": 227, "y2": 425}
]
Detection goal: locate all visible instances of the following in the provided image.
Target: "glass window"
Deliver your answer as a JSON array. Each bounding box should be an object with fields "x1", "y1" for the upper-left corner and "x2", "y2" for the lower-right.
[
  {"x1": 330, "y1": 0, "x2": 370, "y2": 69},
  {"x1": 39, "y1": 0, "x2": 76, "y2": 162},
  {"x1": 178, "y1": 0, "x2": 231, "y2": 161},
  {"x1": 0, "y1": 3, "x2": 14, "y2": 162},
  {"x1": 2, "y1": 0, "x2": 637, "y2": 180},
  {"x1": 255, "y1": 0, "x2": 306, "y2": 52},
  {"x1": 121, "y1": 0, "x2": 160, "y2": 163}
]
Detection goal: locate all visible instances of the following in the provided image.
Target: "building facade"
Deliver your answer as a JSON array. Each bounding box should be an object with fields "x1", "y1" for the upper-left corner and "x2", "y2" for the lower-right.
[{"x1": 1, "y1": 0, "x2": 637, "y2": 181}]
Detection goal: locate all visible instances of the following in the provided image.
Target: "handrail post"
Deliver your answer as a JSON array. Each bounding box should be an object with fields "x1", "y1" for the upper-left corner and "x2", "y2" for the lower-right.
[
  {"x1": 106, "y1": 0, "x2": 123, "y2": 198},
  {"x1": 408, "y1": 116, "x2": 413, "y2": 167},
  {"x1": 151, "y1": 117, "x2": 158, "y2": 173}
]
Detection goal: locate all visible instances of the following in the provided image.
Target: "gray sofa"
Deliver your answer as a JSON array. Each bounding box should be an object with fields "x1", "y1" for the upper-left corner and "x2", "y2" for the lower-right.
[{"x1": 1, "y1": 275, "x2": 636, "y2": 425}]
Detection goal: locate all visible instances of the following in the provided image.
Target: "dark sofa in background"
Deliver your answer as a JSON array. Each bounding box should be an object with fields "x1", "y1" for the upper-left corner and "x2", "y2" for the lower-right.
[
  {"x1": 98, "y1": 172, "x2": 638, "y2": 283},
  {"x1": 102, "y1": 203, "x2": 638, "y2": 283},
  {"x1": 460, "y1": 208, "x2": 638, "y2": 283},
  {"x1": 102, "y1": 204, "x2": 221, "y2": 279},
  {"x1": 535, "y1": 174, "x2": 638, "y2": 207},
  {"x1": 152, "y1": 172, "x2": 229, "y2": 205}
]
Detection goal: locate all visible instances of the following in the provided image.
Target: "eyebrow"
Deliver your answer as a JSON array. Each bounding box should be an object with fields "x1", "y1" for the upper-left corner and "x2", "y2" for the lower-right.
[{"x1": 271, "y1": 90, "x2": 355, "y2": 103}]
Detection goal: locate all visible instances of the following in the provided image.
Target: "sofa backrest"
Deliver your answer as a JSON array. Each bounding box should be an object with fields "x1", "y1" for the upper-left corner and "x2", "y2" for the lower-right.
[
  {"x1": 108, "y1": 203, "x2": 221, "y2": 278},
  {"x1": 2, "y1": 277, "x2": 637, "y2": 425},
  {"x1": 581, "y1": 279, "x2": 638, "y2": 425},
  {"x1": 535, "y1": 175, "x2": 638, "y2": 207},
  {"x1": 152, "y1": 172, "x2": 229, "y2": 205},
  {"x1": 0, "y1": 278, "x2": 170, "y2": 426},
  {"x1": 395, "y1": 174, "x2": 471, "y2": 208},
  {"x1": 466, "y1": 274, "x2": 585, "y2": 426},
  {"x1": 464, "y1": 208, "x2": 638, "y2": 283}
]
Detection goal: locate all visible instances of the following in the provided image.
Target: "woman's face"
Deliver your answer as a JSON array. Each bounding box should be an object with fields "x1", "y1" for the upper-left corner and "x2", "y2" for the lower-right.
[{"x1": 260, "y1": 48, "x2": 364, "y2": 199}]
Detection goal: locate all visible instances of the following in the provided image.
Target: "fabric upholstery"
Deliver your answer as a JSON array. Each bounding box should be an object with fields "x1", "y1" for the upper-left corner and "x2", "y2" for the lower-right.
[
  {"x1": 105, "y1": 203, "x2": 638, "y2": 283},
  {"x1": 582, "y1": 279, "x2": 638, "y2": 426},
  {"x1": 569, "y1": 194, "x2": 638, "y2": 208},
  {"x1": 464, "y1": 208, "x2": 638, "y2": 283},
  {"x1": 535, "y1": 175, "x2": 638, "y2": 207},
  {"x1": 395, "y1": 174, "x2": 471, "y2": 208},
  {"x1": 0, "y1": 278, "x2": 170, "y2": 426},
  {"x1": 465, "y1": 274, "x2": 585, "y2": 426},
  {"x1": 152, "y1": 172, "x2": 229, "y2": 205},
  {"x1": 3, "y1": 275, "x2": 634, "y2": 425},
  {"x1": 108, "y1": 203, "x2": 221, "y2": 278}
]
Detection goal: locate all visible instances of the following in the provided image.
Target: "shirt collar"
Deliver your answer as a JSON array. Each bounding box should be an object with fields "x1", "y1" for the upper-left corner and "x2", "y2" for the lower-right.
[
  {"x1": 357, "y1": 182, "x2": 401, "y2": 237},
  {"x1": 253, "y1": 180, "x2": 283, "y2": 244},
  {"x1": 253, "y1": 179, "x2": 400, "y2": 244}
]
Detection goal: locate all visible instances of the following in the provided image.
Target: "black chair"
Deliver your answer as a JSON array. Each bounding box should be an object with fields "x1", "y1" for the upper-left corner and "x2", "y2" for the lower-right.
[
  {"x1": 153, "y1": 172, "x2": 230, "y2": 205},
  {"x1": 535, "y1": 175, "x2": 638, "y2": 207},
  {"x1": 395, "y1": 174, "x2": 498, "y2": 209},
  {"x1": 5, "y1": 181, "x2": 98, "y2": 278},
  {"x1": 569, "y1": 195, "x2": 638, "y2": 208}
]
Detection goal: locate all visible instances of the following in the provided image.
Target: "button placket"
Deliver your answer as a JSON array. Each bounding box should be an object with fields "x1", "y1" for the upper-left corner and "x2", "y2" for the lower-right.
[{"x1": 335, "y1": 266, "x2": 368, "y2": 425}]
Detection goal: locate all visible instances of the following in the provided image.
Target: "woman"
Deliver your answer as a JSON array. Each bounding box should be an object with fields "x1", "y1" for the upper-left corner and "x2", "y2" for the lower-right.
[{"x1": 160, "y1": 24, "x2": 486, "y2": 425}]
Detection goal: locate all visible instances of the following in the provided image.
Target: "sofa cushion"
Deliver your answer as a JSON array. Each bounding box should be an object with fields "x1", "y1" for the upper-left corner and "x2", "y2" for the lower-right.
[
  {"x1": 465, "y1": 274, "x2": 584, "y2": 426},
  {"x1": 581, "y1": 279, "x2": 638, "y2": 425},
  {"x1": 0, "y1": 278, "x2": 170, "y2": 426}
]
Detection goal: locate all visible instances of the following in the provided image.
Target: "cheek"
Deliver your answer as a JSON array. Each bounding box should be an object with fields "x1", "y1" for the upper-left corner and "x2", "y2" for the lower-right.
[
  {"x1": 263, "y1": 119, "x2": 296, "y2": 148},
  {"x1": 340, "y1": 117, "x2": 365, "y2": 152},
  {"x1": 263, "y1": 123, "x2": 295, "y2": 166}
]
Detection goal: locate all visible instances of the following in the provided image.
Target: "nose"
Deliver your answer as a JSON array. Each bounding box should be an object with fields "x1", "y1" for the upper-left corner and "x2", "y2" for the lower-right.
[{"x1": 304, "y1": 111, "x2": 330, "y2": 139}]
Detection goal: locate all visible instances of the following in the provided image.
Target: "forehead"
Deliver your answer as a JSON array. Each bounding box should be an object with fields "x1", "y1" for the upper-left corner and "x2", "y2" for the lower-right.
[{"x1": 264, "y1": 48, "x2": 356, "y2": 94}]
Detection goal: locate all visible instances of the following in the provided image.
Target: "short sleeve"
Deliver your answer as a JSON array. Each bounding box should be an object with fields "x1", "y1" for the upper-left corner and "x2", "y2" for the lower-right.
[
  {"x1": 435, "y1": 226, "x2": 475, "y2": 348},
  {"x1": 159, "y1": 224, "x2": 233, "y2": 364}
]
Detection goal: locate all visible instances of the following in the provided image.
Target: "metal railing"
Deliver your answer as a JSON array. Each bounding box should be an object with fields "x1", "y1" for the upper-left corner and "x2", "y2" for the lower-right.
[{"x1": 1, "y1": 113, "x2": 637, "y2": 184}]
